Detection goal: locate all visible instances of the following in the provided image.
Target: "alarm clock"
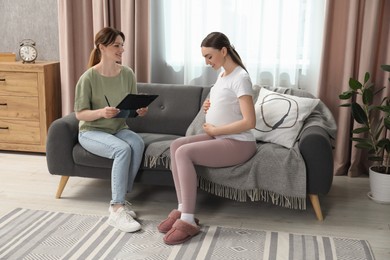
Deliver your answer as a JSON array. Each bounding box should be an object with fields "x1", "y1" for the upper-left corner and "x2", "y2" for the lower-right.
[{"x1": 19, "y1": 39, "x2": 38, "y2": 63}]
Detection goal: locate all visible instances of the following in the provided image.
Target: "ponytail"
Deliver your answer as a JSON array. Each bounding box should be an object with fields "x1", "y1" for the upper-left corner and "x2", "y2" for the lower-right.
[
  {"x1": 87, "y1": 48, "x2": 101, "y2": 68},
  {"x1": 228, "y1": 46, "x2": 248, "y2": 73}
]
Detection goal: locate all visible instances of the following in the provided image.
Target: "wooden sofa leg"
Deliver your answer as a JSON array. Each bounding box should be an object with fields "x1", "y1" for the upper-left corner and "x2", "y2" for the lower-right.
[
  {"x1": 308, "y1": 194, "x2": 324, "y2": 221},
  {"x1": 56, "y1": 176, "x2": 70, "y2": 199}
]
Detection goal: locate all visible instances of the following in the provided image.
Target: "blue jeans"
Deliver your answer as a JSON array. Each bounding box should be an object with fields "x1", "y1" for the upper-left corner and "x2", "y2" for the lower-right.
[{"x1": 78, "y1": 129, "x2": 145, "y2": 205}]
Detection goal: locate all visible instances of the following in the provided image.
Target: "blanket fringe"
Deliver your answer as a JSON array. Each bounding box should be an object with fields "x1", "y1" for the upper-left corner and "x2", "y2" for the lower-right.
[
  {"x1": 144, "y1": 155, "x2": 171, "y2": 169},
  {"x1": 143, "y1": 156, "x2": 306, "y2": 210},
  {"x1": 198, "y1": 176, "x2": 306, "y2": 210}
]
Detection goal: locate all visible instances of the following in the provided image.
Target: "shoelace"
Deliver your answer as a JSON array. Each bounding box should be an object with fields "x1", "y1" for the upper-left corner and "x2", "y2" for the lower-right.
[{"x1": 117, "y1": 208, "x2": 135, "y2": 221}]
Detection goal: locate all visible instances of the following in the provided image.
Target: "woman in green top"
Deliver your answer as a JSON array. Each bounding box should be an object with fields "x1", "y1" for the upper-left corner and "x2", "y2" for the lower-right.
[{"x1": 74, "y1": 27, "x2": 147, "y2": 233}]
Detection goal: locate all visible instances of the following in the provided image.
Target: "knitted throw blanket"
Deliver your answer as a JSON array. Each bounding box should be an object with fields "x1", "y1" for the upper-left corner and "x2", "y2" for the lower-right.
[{"x1": 143, "y1": 86, "x2": 337, "y2": 210}]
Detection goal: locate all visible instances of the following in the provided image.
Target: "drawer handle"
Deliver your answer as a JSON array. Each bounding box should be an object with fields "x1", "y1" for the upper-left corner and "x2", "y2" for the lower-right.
[
  {"x1": 0, "y1": 126, "x2": 9, "y2": 130},
  {"x1": 0, "y1": 103, "x2": 7, "y2": 106},
  {"x1": 0, "y1": 78, "x2": 5, "y2": 82}
]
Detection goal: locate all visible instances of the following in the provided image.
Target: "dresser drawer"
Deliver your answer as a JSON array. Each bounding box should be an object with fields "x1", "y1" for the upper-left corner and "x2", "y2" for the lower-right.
[
  {"x1": 0, "y1": 72, "x2": 38, "y2": 96},
  {"x1": 0, "y1": 96, "x2": 39, "y2": 119},
  {"x1": 0, "y1": 61, "x2": 61, "y2": 153},
  {"x1": 0, "y1": 119, "x2": 40, "y2": 144}
]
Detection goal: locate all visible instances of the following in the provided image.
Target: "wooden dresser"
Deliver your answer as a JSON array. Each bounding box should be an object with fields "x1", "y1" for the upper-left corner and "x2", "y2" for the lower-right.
[{"x1": 0, "y1": 61, "x2": 61, "y2": 153}]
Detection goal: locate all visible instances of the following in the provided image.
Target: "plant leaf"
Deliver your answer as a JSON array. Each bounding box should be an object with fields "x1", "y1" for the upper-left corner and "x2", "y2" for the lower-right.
[
  {"x1": 352, "y1": 127, "x2": 369, "y2": 133},
  {"x1": 349, "y1": 78, "x2": 362, "y2": 91},
  {"x1": 379, "y1": 104, "x2": 390, "y2": 113},
  {"x1": 339, "y1": 91, "x2": 353, "y2": 100},
  {"x1": 351, "y1": 137, "x2": 370, "y2": 142},
  {"x1": 374, "y1": 124, "x2": 384, "y2": 140},
  {"x1": 377, "y1": 138, "x2": 390, "y2": 148},
  {"x1": 384, "y1": 117, "x2": 390, "y2": 130},
  {"x1": 364, "y1": 72, "x2": 370, "y2": 83},
  {"x1": 355, "y1": 142, "x2": 374, "y2": 150},
  {"x1": 381, "y1": 64, "x2": 390, "y2": 72},
  {"x1": 362, "y1": 88, "x2": 373, "y2": 105},
  {"x1": 351, "y1": 103, "x2": 368, "y2": 125}
]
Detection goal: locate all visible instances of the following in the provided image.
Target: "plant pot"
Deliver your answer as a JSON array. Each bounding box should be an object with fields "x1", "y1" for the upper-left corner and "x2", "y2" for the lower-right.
[{"x1": 368, "y1": 166, "x2": 390, "y2": 204}]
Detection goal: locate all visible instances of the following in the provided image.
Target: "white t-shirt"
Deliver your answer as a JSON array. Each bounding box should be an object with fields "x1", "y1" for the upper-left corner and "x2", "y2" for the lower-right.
[{"x1": 206, "y1": 66, "x2": 255, "y2": 141}]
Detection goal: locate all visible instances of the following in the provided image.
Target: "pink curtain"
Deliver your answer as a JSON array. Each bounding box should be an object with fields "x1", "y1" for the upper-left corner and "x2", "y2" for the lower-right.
[
  {"x1": 57, "y1": 0, "x2": 150, "y2": 116},
  {"x1": 319, "y1": 0, "x2": 390, "y2": 176}
]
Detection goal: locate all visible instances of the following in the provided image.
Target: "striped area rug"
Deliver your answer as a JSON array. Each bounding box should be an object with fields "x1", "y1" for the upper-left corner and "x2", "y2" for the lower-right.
[{"x1": 0, "y1": 208, "x2": 374, "y2": 260}]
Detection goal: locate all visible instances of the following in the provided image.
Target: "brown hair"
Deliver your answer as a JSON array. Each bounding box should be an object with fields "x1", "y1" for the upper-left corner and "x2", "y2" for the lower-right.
[
  {"x1": 87, "y1": 27, "x2": 125, "y2": 68},
  {"x1": 201, "y1": 32, "x2": 248, "y2": 73}
]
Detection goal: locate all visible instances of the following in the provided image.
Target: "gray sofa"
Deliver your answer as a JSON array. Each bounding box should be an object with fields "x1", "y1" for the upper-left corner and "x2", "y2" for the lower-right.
[{"x1": 46, "y1": 83, "x2": 334, "y2": 220}]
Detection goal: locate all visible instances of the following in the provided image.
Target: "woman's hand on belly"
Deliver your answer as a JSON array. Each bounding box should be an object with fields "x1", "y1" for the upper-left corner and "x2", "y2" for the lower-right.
[{"x1": 203, "y1": 123, "x2": 217, "y2": 136}]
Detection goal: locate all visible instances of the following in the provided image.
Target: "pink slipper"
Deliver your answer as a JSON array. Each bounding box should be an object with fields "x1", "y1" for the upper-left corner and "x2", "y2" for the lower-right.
[
  {"x1": 157, "y1": 209, "x2": 200, "y2": 233},
  {"x1": 163, "y1": 219, "x2": 200, "y2": 245},
  {"x1": 157, "y1": 209, "x2": 181, "y2": 233}
]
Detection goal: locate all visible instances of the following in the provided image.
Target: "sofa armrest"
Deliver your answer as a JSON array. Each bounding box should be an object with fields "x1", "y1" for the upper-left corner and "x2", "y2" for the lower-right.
[
  {"x1": 298, "y1": 125, "x2": 334, "y2": 195},
  {"x1": 46, "y1": 112, "x2": 79, "y2": 175}
]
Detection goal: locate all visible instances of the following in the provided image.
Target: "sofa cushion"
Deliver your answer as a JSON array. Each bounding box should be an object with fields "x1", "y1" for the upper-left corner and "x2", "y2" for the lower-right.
[
  {"x1": 127, "y1": 83, "x2": 211, "y2": 136},
  {"x1": 73, "y1": 144, "x2": 113, "y2": 168},
  {"x1": 252, "y1": 87, "x2": 320, "y2": 148}
]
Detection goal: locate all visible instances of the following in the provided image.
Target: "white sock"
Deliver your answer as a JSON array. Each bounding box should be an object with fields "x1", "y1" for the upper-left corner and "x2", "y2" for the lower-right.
[
  {"x1": 181, "y1": 213, "x2": 196, "y2": 225},
  {"x1": 178, "y1": 203, "x2": 183, "y2": 212}
]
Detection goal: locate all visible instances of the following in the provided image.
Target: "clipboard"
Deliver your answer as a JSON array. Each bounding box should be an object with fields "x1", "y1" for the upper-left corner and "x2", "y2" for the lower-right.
[
  {"x1": 114, "y1": 94, "x2": 158, "y2": 118},
  {"x1": 116, "y1": 94, "x2": 159, "y2": 110}
]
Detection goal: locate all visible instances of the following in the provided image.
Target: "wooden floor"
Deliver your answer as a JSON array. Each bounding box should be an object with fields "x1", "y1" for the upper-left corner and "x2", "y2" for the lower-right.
[{"x1": 1, "y1": 151, "x2": 389, "y2": 259}]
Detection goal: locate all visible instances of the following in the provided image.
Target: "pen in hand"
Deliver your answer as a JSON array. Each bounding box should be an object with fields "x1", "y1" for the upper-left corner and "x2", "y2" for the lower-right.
[
  {"x1": 103, "y1": 95, "x2": 119, "y2": 118},
  {"x1": 104, "y1": 95, "x2": 111, "y2": 107}
]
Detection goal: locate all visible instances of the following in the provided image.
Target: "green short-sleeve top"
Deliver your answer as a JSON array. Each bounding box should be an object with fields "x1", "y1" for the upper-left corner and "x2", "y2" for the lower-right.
[{"x1": 74, "y1": 66, "x2": 137, "y2": 134}]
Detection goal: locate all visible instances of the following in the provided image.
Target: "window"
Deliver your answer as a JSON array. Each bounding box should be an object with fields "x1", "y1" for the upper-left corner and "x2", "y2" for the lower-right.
[{"x1": 151, "y1": 0, "x2": 327, "y2": 95}]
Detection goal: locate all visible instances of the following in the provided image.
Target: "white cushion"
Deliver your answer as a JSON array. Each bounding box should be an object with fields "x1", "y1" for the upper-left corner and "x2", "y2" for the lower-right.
[{"x1": 252, "y1": 87, "x2": 320, "y2": 148}]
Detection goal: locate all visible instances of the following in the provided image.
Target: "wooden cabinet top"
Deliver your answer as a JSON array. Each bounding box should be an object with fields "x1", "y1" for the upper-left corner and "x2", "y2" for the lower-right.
[{"x1": 0, "y1": 61, "x2": 59, "y2": 72}]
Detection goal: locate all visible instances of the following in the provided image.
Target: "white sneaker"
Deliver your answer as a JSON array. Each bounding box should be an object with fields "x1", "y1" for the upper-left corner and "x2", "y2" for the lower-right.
[
  {"x1": 109, "y1": 201, "x2": 137, "y2": 218},
  {"x1": 107, "y1": 207, "x2": 141, "y2": 233}
]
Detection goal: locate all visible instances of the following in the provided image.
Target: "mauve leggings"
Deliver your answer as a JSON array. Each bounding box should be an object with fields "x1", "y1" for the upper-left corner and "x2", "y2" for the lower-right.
[{"x1": 170, "y1": 133, "x2": 257, "y2": 213}]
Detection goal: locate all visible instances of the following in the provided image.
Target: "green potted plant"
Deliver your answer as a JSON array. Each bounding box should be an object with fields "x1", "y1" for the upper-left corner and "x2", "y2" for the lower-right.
[{"x1": 339, "y1": 64, "x2": 390, "y2": 203}]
